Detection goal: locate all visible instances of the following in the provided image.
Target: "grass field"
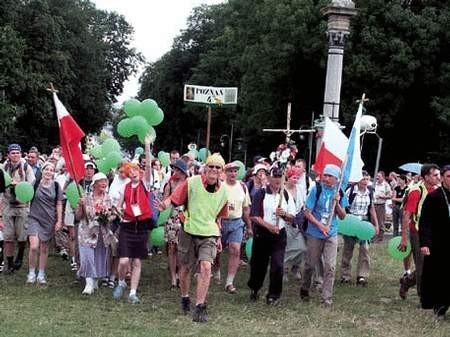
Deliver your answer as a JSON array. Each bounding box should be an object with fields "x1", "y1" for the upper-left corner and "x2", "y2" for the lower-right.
[{"x1": 1, "y1": 237, "x2": 449, "y2": 337}]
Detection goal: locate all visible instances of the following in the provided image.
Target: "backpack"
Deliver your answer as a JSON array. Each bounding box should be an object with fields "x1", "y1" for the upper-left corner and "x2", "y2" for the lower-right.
[
  {"x1": 31, "y1": 180, "x2": 61, "y2": 206},
  {"x1": 346, "y1": 184, "x2": 374, "y2": 216},
  {"x1": 293, "y1": 183, "x2": 343, "y2": 233}
]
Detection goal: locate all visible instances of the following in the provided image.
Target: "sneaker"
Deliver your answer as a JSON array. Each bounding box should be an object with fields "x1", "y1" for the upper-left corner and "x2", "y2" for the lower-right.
[
  {"x1": 70, "y1": 262, "x2": 78, "y2": 271},
  {"x1": 300, "y1": 289, "x2": 310, "y2": 302},
  {"x1": 356, "y1": 276, "x2": 368, "y2": 287},
  {"x1": 225, "y1": 284, "x2": 237, "y2": 294},
  {"x1": 181, "y1": 296, "x2": 191, "y2": 314},
  {"x1": 0, "y1": 261, "x2": 4, "y2": 272},
  {"x1": 128, "y1": 293, "x2": 140, "y2": 304},
  {"x1": 37, "y1": 274, "x2": 47, "y2": 284},
  {"x1": 107, "y1": 279, "x2": 116, "y2": 289},
  {"x1": 26, "y1": 273, "x2": 36, "y2": 284},
  {"x1": 249, "y1": 289, "x2": 259, "y2": 302},
  {"x1": 113, "y1": 283, "x2": 126, "y2": 300},
  {"x1": 101, "y1": 277, "x2": 109, "y2": 287},
  {"x1": 192, "y1": 303, "x2": 208, "y2": 323},
  {"x1": 60, "y1": 250, "x2": 69, "y2": 261},
  {"x1": 266, "y1": 296, "x2": 280, "y2": 306},
  {"x1": 82, "y1": 283, "x2": 94, "y2": 295}
]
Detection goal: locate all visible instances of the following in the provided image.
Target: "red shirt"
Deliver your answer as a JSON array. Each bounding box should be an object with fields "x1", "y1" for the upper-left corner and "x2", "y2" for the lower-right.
[{"x1": 404, "y1": 185, "x2": 436, "y2": 232}]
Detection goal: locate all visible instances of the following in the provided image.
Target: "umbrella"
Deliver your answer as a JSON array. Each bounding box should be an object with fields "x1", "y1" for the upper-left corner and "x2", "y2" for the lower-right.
[{"x1": 399, "y1": 163, "x2": 422, "y2": 175}]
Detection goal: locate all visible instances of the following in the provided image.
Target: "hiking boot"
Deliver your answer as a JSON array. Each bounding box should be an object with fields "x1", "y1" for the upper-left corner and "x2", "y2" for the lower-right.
[
  {"x1": 249, "y1": 289, "x2": 259, "y2": 302},
  {"x1": 192, "y1": 303, "x2": 208, "y2": 323},
  {"x1": 128, "y1": 293, "x2": 140, "y2": 304},
  {"x1": 356, "y1": 276, "x2": 368, "y2": 287},
  {"x1": 399, "y1": 275, "x2": 410, "y2": 300},
  {"x1": 181, "y1": 296, "x2": 191, "y2": 314},
  {"x1": 300, "y1": 289, "x2": 310, "y2": 302}
]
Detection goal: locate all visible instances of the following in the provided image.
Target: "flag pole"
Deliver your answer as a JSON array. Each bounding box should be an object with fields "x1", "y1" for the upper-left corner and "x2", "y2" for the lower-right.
[{"x1": 47, "y1": 83, "x2": 87, "y2": 225}]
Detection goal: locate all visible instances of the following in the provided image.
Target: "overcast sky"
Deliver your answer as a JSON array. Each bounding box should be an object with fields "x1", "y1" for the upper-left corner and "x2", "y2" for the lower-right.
[{"x1": 93, "y1": 0, "x2": 225, "y2": 103}]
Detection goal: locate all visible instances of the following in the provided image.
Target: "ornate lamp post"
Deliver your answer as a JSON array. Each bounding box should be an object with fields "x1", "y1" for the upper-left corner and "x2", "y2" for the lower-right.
[{"x1": 321, "y1": 0, "x2": 357, "y2": 122}]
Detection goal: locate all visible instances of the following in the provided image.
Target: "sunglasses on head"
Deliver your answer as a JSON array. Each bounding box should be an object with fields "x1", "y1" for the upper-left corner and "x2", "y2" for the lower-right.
[{"x1": 208, "y1": 165, "x2": 222, "y2": 170}]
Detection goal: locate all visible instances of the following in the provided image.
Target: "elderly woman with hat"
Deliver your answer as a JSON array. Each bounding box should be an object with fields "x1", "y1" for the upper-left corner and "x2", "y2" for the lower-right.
[
  {"x1": 162, "y1": 159, "x2": 189, "y2": 290},
  {"x1": 75, "y1": 172, "x2": 115, "y2": 295}
]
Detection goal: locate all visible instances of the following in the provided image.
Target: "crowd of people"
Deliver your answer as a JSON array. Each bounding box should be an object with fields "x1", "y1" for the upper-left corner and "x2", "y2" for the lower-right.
[{"x1": 0, "y1": 140, "x2": 449, "y2": 323}]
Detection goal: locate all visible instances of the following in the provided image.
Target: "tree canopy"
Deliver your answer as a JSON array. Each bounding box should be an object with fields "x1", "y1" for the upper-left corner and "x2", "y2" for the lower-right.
[
  {"x1": 138, "y1": 0, "x2": 450, "y2": 170},
  {"x1": 0, "y1": 0, "x2": 142, "y2": 153}
]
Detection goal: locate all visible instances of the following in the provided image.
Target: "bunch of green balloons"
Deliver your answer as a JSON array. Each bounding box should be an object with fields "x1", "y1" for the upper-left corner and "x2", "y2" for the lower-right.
[
  {"x1": 150, "y1": 227, "x2": 165, "y2": 247},
  {"x1": 387, "y1": 236, "x2": 411, "y2": 260},
  {"x1": 15, "y1": 181, "x2": 34, "y2": 203},
  {"x1": 90, "y1": 139, "x2": 123, "y2": 174},
  {"x1": 117, "y1": 98, "x2": 163, "y2": 144},
  {"x1": 3, "y1": 170, "x2": 11, "y2": 187},
  {"x1": 337, "y1": 214, "x2": 376, "y2": 241}
]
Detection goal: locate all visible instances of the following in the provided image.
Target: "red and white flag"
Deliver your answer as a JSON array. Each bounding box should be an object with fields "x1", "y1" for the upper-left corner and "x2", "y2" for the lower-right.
[
  {"x1": 314, "y1": 116, "x2": 364, "y2": 184},
  {"x1": 53, "y1": 93, "x2": 85, "y2": 182}
]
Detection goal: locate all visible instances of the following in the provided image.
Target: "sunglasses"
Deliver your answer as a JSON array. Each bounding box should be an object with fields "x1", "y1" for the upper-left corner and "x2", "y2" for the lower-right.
[{"x1": 208, "y1": 165, "x2": 222, "y2": 170}]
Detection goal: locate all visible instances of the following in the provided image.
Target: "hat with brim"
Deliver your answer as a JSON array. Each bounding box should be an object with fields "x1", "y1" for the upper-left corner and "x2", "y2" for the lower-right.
[
  {"x1": 224, "y1": 162, "x2": 240, "y2": 171},
  {"x1": 84, "y1": 161, "x2": 97, "y2": 169},
  {"x1": 253, "y1": 163, "x2": 268, "y2": 175},
  {"x1": 323, "y1": 164, "x2": 341, "y2": 179},
  {"x1": 170, "y1": 159, "x2": 189, "y2": 176},
  {"x1": 90, "y1": 172, "x2": 108, "y2": 187}
]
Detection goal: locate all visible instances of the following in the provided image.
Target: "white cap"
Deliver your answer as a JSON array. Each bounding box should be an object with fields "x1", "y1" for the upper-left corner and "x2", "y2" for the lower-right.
[{"x1": 90, "y1": 172, "x2": 108, "y2": 187}]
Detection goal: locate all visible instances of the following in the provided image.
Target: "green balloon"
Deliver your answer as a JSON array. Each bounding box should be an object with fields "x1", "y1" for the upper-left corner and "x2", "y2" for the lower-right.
[
  {"x1": 198, "y1": 148, "x2": 211, "y2": 162},
  {"x1": 117, "y1": 118, "x2": 134, "y2": 138},
  {"x1": 158, "y1": 152, "x2": 170, "y2": 168},
  {"x1": 123, "y1": 98, "x2": 141, "y2": 117},
  {"x1": 90, "y1": 145, "x2": 103, "y2": 159},
  {"x1": 3, "y1": 171, "x2": 11, "y2": 187},
  {"x1": 140, "y1": 99, "x2": 159, "y2": 120},
  {"x1": 148, "y1": 107, "x2": 164, "y2": 126},
  {"x1": 105, "y1": 151, "x2": 122, "y2": 168},
  {"x1": 96, "y1": 158, "x2": 110, "y2": 174},
  {"x1": 387, "y1": 236, "x2": 411, "y2": 260},
  {"x1": 245, "y1": 237, "x2": 253, "y2": 261},
  {"x1": 354, "y1": 221, "x2": 376, "y2": 241},
  {"x1": 135, "y1": 147, "x2": 144, "y2": 155},
  {"x1": 15, "y1": 181, "x2": 34, "y2": 203},
  {"x1": 234, "y1": 160, "x2": 246, "y2": 180},
  {"x1": 65, "y1": 182, "x2": 81, "y2": 208},
  {"x1": 150, "y1": 227, "x2": 165, "y2": 247},
  {"x1": 157, "y1": 206, "x2": 172, "y2": 226},
  {"x1": 188, "y1": 149, "x2": 199, "y2": 160},
  {"x1": 102, "y1": 139, "x2": 120, "y2": 157}
]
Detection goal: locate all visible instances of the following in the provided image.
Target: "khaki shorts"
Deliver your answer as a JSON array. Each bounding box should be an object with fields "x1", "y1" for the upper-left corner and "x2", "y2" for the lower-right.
[
  {"x1": 177, "y1": 227, "x2": 217, "y2": 266},
  {"x1": 3, "y1": 206, "x2": 29, "y2": 242}
]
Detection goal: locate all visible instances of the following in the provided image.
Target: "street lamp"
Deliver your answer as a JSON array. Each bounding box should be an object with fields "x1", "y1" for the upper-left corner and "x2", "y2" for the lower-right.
[{"x1": 360, "y1": 114, "x2": 383, "y2": 178}]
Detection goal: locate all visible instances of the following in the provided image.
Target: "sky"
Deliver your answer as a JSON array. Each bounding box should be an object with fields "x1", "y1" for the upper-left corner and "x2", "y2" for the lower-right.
[{"x1": 93, "y1": 0, "x2": 225, "y2": 104}]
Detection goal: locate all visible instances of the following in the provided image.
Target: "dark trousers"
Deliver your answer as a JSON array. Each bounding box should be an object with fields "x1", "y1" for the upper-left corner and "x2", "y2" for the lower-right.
[{"x1": 248, "y1": 227, "x2": 286, "y2": 299}]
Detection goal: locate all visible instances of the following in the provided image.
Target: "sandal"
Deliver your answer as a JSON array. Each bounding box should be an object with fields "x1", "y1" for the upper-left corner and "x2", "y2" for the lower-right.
[{"x1": 107, "y1": 279, "x2": 116, "y2": 288}]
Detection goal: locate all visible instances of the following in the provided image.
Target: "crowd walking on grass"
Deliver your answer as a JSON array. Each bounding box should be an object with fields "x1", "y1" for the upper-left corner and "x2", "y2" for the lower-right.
[{"x1": 0, "y1": 140, "x2": 449, "y2": 323}]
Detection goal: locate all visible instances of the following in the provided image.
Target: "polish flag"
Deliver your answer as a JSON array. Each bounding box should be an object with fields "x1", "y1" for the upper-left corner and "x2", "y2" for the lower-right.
[
  {"x1": 53, "y1": 93, "x2": 85, "y2": 182},
  {"x1": 314, "y1": 111, "x2": 364, "y2": 187}
]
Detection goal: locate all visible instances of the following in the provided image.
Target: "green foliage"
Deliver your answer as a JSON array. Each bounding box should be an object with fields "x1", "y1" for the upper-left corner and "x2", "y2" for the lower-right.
[
  {"x1": 139, "y1": 0, "x2": 450, "y2": 169},
  {"x1": 0, "y1": 0, "x2": 142, "y2": 153}
]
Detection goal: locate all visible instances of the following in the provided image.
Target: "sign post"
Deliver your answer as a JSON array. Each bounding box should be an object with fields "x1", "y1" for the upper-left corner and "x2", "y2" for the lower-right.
[{"x1": 184, "y1": 84, "x2": 238, "y2": 155}]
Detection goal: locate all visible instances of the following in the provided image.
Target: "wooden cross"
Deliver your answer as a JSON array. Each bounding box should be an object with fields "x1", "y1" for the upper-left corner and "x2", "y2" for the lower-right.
[
  {"x1": 263, "y1": 103, "x2": 315, "y2": 143},
  {"x1": 356, "y1": 93, "x2": 369, "y2": 105},
  {"x1": 46, "y1": 82, "x2": 59, "y2": 94}
]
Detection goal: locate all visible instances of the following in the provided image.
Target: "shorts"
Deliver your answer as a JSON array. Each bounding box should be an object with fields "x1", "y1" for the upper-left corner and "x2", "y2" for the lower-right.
[
  {"x1": 64, "y1": 202, "x2": 75, "y2": 227},
  {"x1": 221, "y1": 218, "x2": 244, "y2": 245},
  {"x1": 3, "y1": 206, "x2": 29, "y2": 242},
  {"x1": 177, "y1": 227, "x2": 217, "y2": 266}
]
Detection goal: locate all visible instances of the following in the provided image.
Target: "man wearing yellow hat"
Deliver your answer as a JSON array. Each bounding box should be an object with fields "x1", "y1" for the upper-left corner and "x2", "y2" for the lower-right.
[{"x1": 157, "y1": 153, "x2": 228, "y2": 323}]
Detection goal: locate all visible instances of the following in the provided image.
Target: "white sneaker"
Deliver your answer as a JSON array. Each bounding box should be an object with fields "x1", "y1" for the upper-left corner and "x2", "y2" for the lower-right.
[
  {"x1": 26, "y1": 273, "x2": 36, "y2": 284},
  {"x1": 82, "y1": 277, "x2": 95, "y2": 295},
  {"x1": 37, "y1": 274, "x2": 47, "y2": 284}
]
